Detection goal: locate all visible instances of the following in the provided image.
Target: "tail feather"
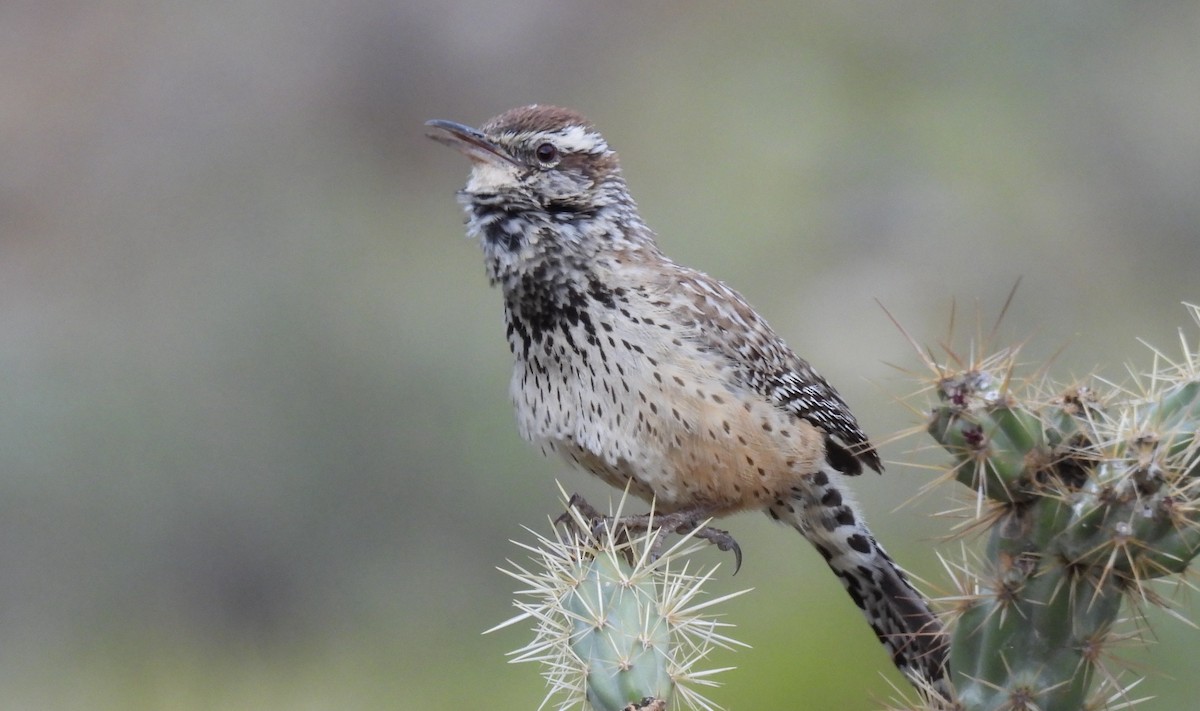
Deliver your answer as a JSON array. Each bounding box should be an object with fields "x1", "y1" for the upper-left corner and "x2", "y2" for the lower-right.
[{"x1": 767, "y1": 465, "x2": 950, "y2": 698}]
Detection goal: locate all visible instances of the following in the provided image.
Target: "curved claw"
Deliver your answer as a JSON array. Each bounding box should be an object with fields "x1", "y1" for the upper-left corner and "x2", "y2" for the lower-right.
[
  {"x1": 690, "y1": 525, "x2": 743, "y2": 574},
  {"x1": 725, "y1": 538, "x2": 743, "y2": 575}
]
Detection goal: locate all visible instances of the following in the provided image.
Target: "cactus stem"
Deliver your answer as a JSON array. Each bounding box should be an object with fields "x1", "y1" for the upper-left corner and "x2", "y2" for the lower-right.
[
  {"x1": 894, "y1": 301, "x2": 1200, "y2": 709},
  {"x1": 492, "y1": 484, "x2": 750, "y2": 711}
]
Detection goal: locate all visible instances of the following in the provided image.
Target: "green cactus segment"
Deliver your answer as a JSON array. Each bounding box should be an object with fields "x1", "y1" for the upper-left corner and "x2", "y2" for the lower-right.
[
  {"x1": 500, "y1": 513, "x2": 744, "y2": 711},
  {"x1": 928, "y1": 398, "x2": 1048, "y2": 503},
  {"x1": 928, "y1": 366, "x2": 1200, "y2": 710},
  {"x1": 1148, "y1": 379, "x2": 1200, "y2": 429},
  {"x1": 564, "y1": 551, "x2": 673, "y2": 711}
]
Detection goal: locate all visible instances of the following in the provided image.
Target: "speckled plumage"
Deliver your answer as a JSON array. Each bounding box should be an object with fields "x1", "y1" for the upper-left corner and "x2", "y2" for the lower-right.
[{"x1": 428, "y1": 105, "x2": 948, "y2": 693}]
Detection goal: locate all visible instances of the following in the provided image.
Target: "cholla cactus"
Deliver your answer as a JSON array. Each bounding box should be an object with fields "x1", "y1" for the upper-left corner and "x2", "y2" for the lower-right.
[
  {"x1": 909, "y1": 302, "x2": 1200, "y2": 710},
  {"x1": 491, "y1": 489, "x2": 750, "y2": 711}
]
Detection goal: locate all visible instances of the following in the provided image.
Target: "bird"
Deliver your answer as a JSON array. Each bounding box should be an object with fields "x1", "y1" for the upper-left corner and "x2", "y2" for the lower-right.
[{"x1": 426, "y1": 105, "x2": 949, "y2": 696}]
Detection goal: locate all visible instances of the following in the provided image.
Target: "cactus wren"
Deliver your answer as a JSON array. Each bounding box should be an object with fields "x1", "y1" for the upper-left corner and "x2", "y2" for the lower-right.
[{"x1": 427, "y1": 105, "x2": 949, "y2": 693}]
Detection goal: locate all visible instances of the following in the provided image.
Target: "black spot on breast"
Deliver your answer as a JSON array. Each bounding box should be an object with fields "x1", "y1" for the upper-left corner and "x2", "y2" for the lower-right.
[
  {"x1": 505, "y1": 263, "x2": 609, "y2": 363},
  {"x1": 506, "y1": 315, "x2": 533, "y2": 357},
  {"x1": 472, "y1": 203, "x2": 525, "y2": 252},
  {"x1": 588, "y1": 278, "x2": 616, "y2": 309}
]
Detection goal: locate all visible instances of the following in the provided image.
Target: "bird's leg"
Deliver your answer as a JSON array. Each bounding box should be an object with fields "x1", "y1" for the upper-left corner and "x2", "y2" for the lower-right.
[
  {"x1": 555, "y1": 493, "x2": 624, "y2": 542},
  {"x1": 556, "y1": 494, "x2": 742, "y2": 573},
  {"x1": 554, "y1": 493, "x2": 639, "y2": 565},
  {"x1": 555, "y1": 493, "x2": 623, "y2": 545}
]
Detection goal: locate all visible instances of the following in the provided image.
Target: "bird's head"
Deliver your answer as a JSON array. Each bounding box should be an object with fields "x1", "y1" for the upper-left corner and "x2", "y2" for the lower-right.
[{"x1": 427, "y1": 105, "x2": 654, "y2": 284}]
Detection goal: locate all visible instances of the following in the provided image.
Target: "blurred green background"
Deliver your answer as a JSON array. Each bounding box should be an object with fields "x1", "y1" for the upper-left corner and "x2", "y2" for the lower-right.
[{"x1": 3, "y1": 2, "x2": 1199, "y2": 709}]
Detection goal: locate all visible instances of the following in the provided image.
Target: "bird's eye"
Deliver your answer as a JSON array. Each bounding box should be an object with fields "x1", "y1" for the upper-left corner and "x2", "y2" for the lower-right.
[{"x1": 534, "y1": 142, "x2": 559, "y2": 164}]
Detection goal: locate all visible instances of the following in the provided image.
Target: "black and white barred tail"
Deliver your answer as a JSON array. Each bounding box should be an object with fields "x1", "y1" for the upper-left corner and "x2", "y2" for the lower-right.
[{"x1": 767, "y1": 465, "x2": 950, "y2": 698}]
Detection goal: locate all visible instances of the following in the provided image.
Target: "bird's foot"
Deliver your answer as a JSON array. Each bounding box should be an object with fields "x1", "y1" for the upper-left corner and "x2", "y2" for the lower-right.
[
  {"x1": 554, "y1": 493, "x2": 611, "y2": 540},
  {"x1": 555, "y1": 494, "x2": 742, "y2": 573},
  {"x1": 554, "y1": 494, "x2": 639, "y2": 565}
]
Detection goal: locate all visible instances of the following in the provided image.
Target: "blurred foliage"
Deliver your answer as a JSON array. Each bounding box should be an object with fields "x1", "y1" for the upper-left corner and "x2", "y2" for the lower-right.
[{"x1": 1, "y1": 1, "x2": 1198, "y2": 709}]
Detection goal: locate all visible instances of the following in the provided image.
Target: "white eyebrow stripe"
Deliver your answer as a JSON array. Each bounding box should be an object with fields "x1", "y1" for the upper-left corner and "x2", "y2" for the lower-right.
[{"x1": 552, "y1": 125, "x2": 608, "y2": 154}]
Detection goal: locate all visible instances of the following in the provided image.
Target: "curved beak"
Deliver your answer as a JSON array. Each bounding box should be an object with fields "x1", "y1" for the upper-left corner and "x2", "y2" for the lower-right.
[{"x1": 425, "y1": 119, "x2": 515, "y2": 166}]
